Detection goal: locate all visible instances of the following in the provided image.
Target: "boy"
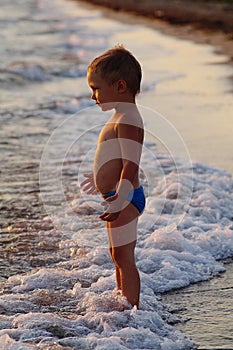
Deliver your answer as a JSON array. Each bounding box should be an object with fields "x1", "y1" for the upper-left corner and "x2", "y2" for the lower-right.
[{"x1": 81, "y1": 45, "x2": 145, "y2": 308}]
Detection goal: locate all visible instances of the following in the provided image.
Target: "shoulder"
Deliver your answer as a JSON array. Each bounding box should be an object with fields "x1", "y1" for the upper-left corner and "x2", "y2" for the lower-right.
[
  {"x1": 117, "y1": 106, "x2": 144, "y2": 129},
  {"x1": 115, "y1": 110, "x2": 144, "y2": 142}
]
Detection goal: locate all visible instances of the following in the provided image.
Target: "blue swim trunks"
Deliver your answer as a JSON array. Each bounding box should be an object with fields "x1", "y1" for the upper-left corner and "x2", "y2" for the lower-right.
[{"x1": 103, "y1": 186, "x2": 146, "y2": 214}]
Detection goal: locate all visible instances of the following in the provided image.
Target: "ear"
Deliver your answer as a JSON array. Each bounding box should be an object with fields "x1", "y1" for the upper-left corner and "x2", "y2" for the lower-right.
[{"x1": 117, "y1": 79, "x2": 127, "y2": 93}]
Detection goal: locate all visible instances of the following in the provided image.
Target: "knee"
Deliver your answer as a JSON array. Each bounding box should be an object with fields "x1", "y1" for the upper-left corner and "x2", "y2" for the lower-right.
[
  {"x1": 111, "y1": 247, "x2": 134, "y2": 269},
  {"x1": 111, "y1": 248, "x2": 122, "y2": 267}
]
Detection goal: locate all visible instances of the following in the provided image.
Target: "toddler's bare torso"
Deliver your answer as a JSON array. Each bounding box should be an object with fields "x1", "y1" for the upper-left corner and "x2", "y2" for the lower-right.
[{"x1": 94, "y1": 108, "x2": 143, "y2": 195}]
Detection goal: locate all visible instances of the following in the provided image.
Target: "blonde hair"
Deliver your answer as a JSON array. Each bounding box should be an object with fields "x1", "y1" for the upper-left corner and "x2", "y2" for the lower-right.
[{"x1": 88, "y1": 45, "x2": 142, "y2": 95}]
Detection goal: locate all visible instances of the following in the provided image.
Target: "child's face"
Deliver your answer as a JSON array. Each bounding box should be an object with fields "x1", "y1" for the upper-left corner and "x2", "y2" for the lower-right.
[{"x1": 87, "y1": 70, "x2": 118, "y2": 111}]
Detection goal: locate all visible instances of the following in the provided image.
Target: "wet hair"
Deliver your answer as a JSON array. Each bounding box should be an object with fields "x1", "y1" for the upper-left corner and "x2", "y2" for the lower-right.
[{"x1": 88, "y1": 45, "x2": 142, "y2": 96}]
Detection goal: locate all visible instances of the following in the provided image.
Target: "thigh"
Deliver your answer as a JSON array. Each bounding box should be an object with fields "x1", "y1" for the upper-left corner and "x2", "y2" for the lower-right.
[{"x1": 106, "y1": 203, "x2": 139, "y2": 248}]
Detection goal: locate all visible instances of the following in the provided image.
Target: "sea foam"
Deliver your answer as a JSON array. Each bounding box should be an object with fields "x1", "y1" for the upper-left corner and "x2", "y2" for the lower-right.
[{"x1": 1, "y1": 148, "x2": 233, "y2": 349}]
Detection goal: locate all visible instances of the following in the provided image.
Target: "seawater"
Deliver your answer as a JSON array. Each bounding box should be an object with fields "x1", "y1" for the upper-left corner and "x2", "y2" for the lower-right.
[
  {"x1": 0, "y1": 0, "x2": 233, "y2": 349},
  {"x1": 163, "y1": 261, "x2": 233, "y2": 349}
]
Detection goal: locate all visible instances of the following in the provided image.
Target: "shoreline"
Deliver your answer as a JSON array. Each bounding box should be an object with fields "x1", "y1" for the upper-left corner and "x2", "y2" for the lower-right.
[
  {"x1": 77, "y1": 0, "x2": 233, "y2": 64},
  {"x1": 162, "y1": 260, "x2": 233, "y2": 348}
]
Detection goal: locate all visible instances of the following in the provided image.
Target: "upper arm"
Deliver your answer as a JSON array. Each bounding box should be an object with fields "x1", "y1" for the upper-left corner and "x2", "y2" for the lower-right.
[{"x1": 115, "y1": 121, "x2": 144, "y2": 165}]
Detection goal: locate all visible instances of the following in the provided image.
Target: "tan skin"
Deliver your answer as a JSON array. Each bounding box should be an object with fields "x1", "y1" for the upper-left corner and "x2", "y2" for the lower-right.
[{"x1": 81, "y1": 69, "x2": 144, "y2": 307}]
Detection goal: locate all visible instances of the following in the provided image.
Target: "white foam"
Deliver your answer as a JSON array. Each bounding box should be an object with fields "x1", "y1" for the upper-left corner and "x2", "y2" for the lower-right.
[
  {"x1": 6, "y1": 63, "x2": 50, "y2": 81},
  {"x1": 1, "y1": 155, "x2": 232, "y2": 349},
  {"x1": 19, "y1": 116, "x2": 232, "y2": 348}
]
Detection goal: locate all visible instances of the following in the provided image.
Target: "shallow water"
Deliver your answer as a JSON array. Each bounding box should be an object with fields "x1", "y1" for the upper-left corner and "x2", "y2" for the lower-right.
[
  {"x1": 0, "y1": 0, "x2": 233, "y2": 349},
  {"x1": 163, "y1": 261, "x2": 233, "y2": 349}
]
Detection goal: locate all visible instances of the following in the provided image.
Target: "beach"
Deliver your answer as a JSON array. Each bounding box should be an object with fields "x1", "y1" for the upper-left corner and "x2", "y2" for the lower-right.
[
  {"x1": 79, "y1": 0, "x2": 233, "y2": 63},
  {"x1": 0, "y1": 0, "x2": 233, "y2": 348},
  {"x1": 77, "y1": 0, "x2": 233, "y2": 32},
  {"x1": 163, "y1": 261, "x2": 233, "y2": 348}
]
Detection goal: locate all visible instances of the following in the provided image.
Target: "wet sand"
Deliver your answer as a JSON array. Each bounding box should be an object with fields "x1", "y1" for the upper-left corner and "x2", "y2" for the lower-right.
[
  {"x1": 163, "y1": 260, "x2": 233, "y2": 348},
  {"x1": 78, "y1": 0, "x2": 233, "y2": 64},
  {"x1": 78, "y1": 0, "x2": 233, "y2": 32}
]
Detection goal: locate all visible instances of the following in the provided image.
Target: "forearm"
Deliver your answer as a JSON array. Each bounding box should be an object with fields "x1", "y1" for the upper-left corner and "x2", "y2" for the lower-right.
[{"x1": 116, "y1": 161, "x2": 138, "y2": 199}]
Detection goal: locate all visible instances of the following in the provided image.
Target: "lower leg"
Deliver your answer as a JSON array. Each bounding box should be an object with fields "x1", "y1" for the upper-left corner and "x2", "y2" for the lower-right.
[
  {"x1": 109, "y1": 247, "x2": 121, "y2": 290},
  {"x1": 112, "y1": 241, "x2": 140, "y2": 307},
  {"x1": 120, "y1": 263, "x2": 140, "y2": 307},
  {"x1": 107, "y1": 206, "x2": 140, "y2": 306}
]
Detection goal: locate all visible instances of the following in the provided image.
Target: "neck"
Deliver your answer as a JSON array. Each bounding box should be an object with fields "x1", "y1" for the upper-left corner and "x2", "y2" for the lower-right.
[{"x1": 115, "y1": 100, "x2": 136, "y2": 113}]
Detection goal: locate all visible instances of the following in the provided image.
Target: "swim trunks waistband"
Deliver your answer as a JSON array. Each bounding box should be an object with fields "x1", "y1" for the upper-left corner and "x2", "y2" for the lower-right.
[{"x1": 103, "y1": 186, "x2": 145, "y2": 214}]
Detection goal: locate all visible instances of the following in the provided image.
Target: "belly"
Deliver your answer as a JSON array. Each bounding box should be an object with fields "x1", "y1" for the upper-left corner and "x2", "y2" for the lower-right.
[
  {"x1": 94, "y1": 158, "x2": 122, "y2": 194},
  {"x1": 94, "y1": 141, "x2": 123, "y2": 194}
]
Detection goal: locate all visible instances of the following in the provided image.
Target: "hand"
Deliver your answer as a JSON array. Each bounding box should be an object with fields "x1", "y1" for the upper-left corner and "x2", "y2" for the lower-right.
[
  {"x1": 99, "y1": 193, "x2": 125, "y2": 222},
  {"x1": 80, "y1": 173, "x2": 98, "y2": 195}
]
